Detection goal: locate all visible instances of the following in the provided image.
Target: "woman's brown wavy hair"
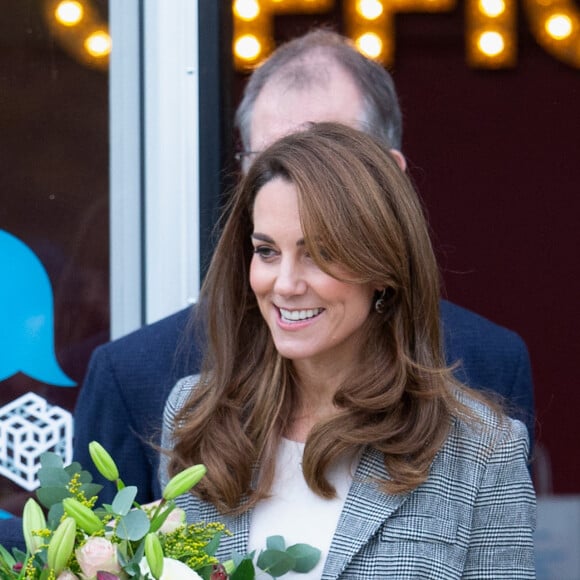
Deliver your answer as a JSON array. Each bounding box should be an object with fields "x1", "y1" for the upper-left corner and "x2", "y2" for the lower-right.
[{"x1": 169, "y1": 122, "x2": 471, "y2": 514}]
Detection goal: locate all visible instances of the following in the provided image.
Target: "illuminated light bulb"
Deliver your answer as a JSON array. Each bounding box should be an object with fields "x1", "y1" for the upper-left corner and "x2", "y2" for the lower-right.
[
  {"x1": 84, "y1": 30, "x2": 112, "y2": 57},
  {"x1": 545, "y1": 13, "x2": 573, "y2": 39},
  {"x1": 235, "y1": 34, "x2": 262, "y2": 61},
  {"x1": 55, "y1": 0, "x2": 84, "y2": 26},
  {"x1": 478, "y1": 0, "x2": 505, "y2": 17},
  {"x1": 233, "y1": 0, "x2": 260, "y2": 21},
  {"x1": 355, "y1": 32, "x2": 383, "y2": 59},
  {"x1": 477, "y1": 31, "x2": 505, "y2": 56},
  {"x1": 356, "y1": 0, "x2": 384, "y2": 20}
]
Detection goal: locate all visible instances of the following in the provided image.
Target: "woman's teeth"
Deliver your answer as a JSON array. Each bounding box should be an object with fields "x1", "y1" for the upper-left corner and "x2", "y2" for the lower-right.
[{"x1": 279, "y1": 308, "x2": 323, "y2": 322}]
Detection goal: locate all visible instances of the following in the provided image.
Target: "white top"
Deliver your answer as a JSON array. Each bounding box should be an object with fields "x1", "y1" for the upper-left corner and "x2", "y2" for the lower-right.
[{"x1": 248, "y1": 438, "x2": 358, "y2": 579}]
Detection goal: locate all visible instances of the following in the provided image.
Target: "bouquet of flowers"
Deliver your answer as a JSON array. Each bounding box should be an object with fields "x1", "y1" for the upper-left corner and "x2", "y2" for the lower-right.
[{"x1": 0, "y1": 442, "x2": 320, "y2": 580}]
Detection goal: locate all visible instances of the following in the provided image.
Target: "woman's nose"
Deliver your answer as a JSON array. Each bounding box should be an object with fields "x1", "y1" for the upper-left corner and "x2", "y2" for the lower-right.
[{"x1": 273, "y1": 259, "x2": 307, "y2": 297}]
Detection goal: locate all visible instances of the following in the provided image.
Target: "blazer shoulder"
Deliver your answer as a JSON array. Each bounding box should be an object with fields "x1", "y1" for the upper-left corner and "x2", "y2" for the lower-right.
[
  {"x1": 439, "y1": 300, "x2": 534, "y2": 415},
  {"x1": 440, "y1": 299, "x2": 527, "y2": 353},
  {"x1": 166, "y1": 374, "x2": 200, "y2": 416},
  {"x1": 86, "y1": 307, "x2": 201, "y2": 390},
  {"x1": 96, "y1": 308, "x2": 192, "y2": 360},
  {"x1": 447, "y1": 390, "x2": 530, "y2": 462}
]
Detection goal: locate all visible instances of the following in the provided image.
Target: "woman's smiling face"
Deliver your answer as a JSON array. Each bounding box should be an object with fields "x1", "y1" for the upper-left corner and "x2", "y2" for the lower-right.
[{"x1": 249, "y1": 177, "x2": 376, "y2": 370}]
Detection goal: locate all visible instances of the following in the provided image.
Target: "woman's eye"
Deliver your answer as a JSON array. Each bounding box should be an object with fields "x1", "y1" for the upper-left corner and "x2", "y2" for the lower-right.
[
  {"x1": 305, "y1": 247, "x2": 330, "y2": 261},
  {"x1": 253, "y1": 246, "x2": 276, "y2": 259}
]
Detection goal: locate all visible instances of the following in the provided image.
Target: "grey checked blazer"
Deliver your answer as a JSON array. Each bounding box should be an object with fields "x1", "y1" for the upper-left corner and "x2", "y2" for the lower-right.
[{"x1": 160, "y1": 376, "x2": 536, "y2": 579}]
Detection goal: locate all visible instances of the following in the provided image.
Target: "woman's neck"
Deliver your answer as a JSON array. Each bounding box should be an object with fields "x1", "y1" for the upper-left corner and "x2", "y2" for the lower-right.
[{"x1": 285, "y1": 361, "x2": 348, "y2": 442}]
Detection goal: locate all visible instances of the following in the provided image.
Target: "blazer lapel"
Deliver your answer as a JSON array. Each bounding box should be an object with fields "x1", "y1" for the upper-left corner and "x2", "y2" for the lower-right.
[{"x1": 322, "y1": 447, "x2": 410, "y2": 579}]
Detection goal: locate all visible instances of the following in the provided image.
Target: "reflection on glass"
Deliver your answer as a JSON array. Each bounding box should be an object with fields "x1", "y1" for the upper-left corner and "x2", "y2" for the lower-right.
[
  {"x1": 0, "y1": 0, "x2": 109, "y2": 515},
  {"x1": 55, "y1": 0, "x2": 84, "y2": 26}
]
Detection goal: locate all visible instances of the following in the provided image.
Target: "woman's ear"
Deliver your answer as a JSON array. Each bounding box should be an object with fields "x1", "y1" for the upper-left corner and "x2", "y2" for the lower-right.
[
  {"x1": 373, "y1": 287, "x2": 397, "y2": 314},
  {"x1": 373, "y1": 288, "x2": 387, "y2": 314}
]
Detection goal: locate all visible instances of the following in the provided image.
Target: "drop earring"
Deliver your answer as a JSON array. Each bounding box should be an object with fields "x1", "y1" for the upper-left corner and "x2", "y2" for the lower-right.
[{"x1": 375, "y1": 289, "x2": 387, "y2": 314}]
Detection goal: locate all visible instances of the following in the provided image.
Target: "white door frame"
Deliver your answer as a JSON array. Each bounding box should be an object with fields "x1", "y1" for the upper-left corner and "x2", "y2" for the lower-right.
[{"x1": 110, "y1": 0, "x2": 200, "y2": 339}]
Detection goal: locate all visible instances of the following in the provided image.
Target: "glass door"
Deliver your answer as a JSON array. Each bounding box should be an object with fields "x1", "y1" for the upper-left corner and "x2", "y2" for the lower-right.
[{"x1": 0, "y1": 0, "x2": 110, "y2": 514}]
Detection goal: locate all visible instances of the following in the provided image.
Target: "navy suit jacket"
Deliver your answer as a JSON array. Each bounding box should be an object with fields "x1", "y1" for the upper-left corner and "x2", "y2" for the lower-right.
[{"x1": 0, "y1": 300, "x2": 534, "y2": 550}]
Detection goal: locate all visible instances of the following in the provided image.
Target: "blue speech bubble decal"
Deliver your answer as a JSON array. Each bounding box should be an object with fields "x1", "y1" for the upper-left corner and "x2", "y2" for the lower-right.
[{"x1": 0, "y1": 230, "x2": 75, "y2": 386}]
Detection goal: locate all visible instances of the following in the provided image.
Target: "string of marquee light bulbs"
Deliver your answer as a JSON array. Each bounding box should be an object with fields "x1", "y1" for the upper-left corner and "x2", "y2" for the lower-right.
[
  {"x1": 44, "y1": 0, "x2": 579, "y2": 72},
  {"x1": 43, "y1": 0, "x2": 111, "y2": 71},
  {"x1": 234, "y1": 0, "x2": 580, "y2": 69}
]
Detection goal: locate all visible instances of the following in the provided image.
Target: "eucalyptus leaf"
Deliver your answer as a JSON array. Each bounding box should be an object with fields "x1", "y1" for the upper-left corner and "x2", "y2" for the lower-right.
[
  {"x1": 78, "y1": 469, "x2": 95, "y2": 484},
  {"x1": 116, "y1": 509, "x2": 150, "y2": 541},
  {"x1": 204, "y1": 531, "x2": 222, "y2": 556},
  {"x1": 80, "y1": 482, "x2": 103, "y2": 499},
  {"x1": 231, "y1": 550, "x2": 247, "y2": 567},
  {"x1": 39, "y1": 452, "x2": 63, "y2": 469},
  {"x1": 36, "y1": 486, "x2": 70, "y2": 509},
  {"x1": 286, "y1": 544, "x2": 321, "y2": 573},
  {"x1": 123, "y1": 561, "x2": 142, "y2": 577},
  {"x1": 112, "y1": 486, "x2": 138, "y2": 516},
  {"x1": 37, "y1": 467, "x2": 70, "y2": 487},
  {"x1": 256, "y1": 549, "x2": 295, "y2": 577},
  {"x1": 64, "y1": 461, "x2": 83, "y2": 476},
  {"x1": 195, "y1": 563, "x2": 213, "y2": 580},
  {"x1": 133, "y1": 538, "x2": 146, "y2": 563},
  {"x1": 94, "y1": 507, "x2": 109, "y2": 519},
  {"x1": 266, "y1": 535, "x2": 285, "y2": 551},
  {"x1": 230, "y1": 558, "x2": 256, "y2": 580},
  {"x1": 116, "y1": 541, "x2": 130, "y2": 567},
  {"x1": 13, "y1": 547, "x2": 28, "y2": 561},
  {"x1": 47, "y1": 503, "x2": 65, "y2": 528},
  {"x1": 116, "y1": 540, "x2": 142, "y2": 571}
]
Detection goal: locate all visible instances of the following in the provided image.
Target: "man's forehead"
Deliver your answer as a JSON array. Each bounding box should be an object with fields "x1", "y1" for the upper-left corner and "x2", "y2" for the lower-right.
[{"x1": 249, "y1": 66, "x2": 365, "y2": 150}]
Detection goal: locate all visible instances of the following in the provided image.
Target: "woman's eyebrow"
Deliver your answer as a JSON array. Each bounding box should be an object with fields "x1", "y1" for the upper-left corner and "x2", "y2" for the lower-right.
[
  {"x1": 251, "y1": 232, "x2": 306, "y2": 247},
  {"x1": 251, "y1": 233, "x2": 273, "y2": 243}
]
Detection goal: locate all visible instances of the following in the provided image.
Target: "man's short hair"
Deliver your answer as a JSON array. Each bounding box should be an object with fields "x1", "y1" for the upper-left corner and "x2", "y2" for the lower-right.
[{"x1": 235, "y1": 29, "x2": 404, "y2": 152}]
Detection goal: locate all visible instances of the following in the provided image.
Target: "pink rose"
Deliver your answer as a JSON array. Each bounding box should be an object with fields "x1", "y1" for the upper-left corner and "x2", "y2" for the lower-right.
[
  {"x1": 75, "y1": 537, "x2": 121, "y2": 580},
  {"x1": 142, "y1": 500, "x2": 186, "y2": 534}
]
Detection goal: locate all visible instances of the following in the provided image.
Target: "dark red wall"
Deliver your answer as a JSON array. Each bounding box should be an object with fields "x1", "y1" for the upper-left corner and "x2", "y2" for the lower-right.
[{"x1": 394, "y1": 16, "x2": 580, "y2": 493}]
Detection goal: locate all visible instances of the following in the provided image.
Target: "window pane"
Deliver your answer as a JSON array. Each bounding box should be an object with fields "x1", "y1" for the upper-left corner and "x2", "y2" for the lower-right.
[{"x1": 0, "y1": 0, "x2": 109, "y2": 515}]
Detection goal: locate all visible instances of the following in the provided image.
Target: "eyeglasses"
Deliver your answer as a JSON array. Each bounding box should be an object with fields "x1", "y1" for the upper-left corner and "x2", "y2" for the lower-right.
[{"x1": 234, "y1": 150, "x2": 261, "y2": 163}]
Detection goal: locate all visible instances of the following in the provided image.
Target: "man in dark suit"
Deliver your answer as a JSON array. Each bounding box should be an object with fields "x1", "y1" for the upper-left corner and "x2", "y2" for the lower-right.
[{"x1": 0, "y1": 30, "x2": 534, "y2": 549}]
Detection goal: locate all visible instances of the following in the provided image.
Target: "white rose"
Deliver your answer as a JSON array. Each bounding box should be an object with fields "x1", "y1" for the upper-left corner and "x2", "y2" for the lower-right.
[{"x1": 140, "y1": 557, "x2": 203, "y2": 580}]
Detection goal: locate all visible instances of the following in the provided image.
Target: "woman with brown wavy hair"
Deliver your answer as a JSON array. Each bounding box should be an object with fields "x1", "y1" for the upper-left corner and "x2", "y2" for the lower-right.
[{"x1": 161, "y1": 122, "x2": 535, "y2": 578}]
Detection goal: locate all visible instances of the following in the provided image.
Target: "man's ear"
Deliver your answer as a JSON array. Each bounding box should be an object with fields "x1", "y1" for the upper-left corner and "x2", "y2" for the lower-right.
[{"x1": 389, "y1": 148, "x2": 407, "y2": 172}]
